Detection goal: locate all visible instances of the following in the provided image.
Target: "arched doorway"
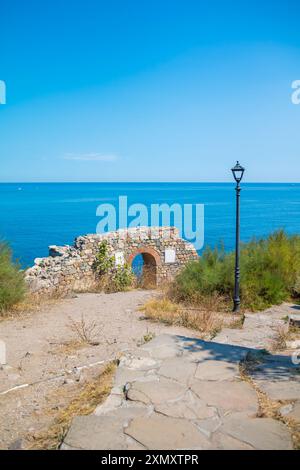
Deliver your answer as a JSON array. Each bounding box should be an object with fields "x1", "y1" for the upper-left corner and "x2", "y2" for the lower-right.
[{"x1": 128, "y1": 247, "x2": 160, "y2": 288}]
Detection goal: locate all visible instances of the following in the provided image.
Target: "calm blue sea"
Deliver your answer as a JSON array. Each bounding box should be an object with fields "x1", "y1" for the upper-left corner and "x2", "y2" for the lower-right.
[{"x1": 1, "y1": 183, "x2": 300, "y2": 268}]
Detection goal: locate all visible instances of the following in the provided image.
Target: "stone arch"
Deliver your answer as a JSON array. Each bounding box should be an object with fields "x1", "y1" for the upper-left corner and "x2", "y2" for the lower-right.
[
  {"x1": 127, "y1": 246, "x2": 161, "y2": 266},
  {"x1": 25, "y1": 227, "x2": 199, "y2": 296}
]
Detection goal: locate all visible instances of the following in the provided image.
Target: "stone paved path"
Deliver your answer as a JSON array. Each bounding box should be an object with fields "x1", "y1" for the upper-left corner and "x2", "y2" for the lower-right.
[
  {"x1": 62, "y1": 330, "x2": 300, "y2": 450},
  {"x1": 213, "y1": 304, "x2": 292, "y2": 349}
]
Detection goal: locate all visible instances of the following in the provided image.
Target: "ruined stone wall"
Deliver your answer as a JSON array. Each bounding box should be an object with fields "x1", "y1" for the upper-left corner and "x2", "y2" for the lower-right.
[{"x1": 25, "y1": 227, "x2": 198, "y2": 296}]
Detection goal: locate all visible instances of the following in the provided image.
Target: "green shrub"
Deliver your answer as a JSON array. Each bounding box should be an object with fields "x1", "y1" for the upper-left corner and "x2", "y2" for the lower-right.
[
  {"x1": 109, "y1": 264, "x2": 135, "y2": 293},
  {"x1": 0, "y1": 242, "x2": 26, "y2": 312},
  {"x1": 94, "y1": 242, "x2": 135, "y2": 293},
  {"x1": 93, "y1": 241, "x2": 114, "y2": 275},
  {"x1": 172, "y1": 230, "x2": 300, "y2": 311}
]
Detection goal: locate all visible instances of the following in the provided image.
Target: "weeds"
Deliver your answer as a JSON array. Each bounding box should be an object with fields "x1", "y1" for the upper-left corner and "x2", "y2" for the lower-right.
[
  {"x1": 108, "y1": 264, "x2": 135, "y2": 293},
  {"x1": 140, "y1": 298, "x2": 226, "y2": 337},
  {"x1": 67, "y1": 314, "x2": 102, "y2": 346},
  {"x1": 271, "y1": 325, "x2": 290, "y2": 351}
]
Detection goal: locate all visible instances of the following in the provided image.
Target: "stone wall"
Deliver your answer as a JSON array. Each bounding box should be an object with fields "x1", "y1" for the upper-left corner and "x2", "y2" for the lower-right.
[{"x1": 25, "y1": 227, "x2": 198, "y2": 296}]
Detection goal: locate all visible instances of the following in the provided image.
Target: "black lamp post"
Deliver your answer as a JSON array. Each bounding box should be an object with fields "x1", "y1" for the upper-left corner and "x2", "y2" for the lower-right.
[{"x1": 231, "y1": 161, "x2": 245, "y2": 313}]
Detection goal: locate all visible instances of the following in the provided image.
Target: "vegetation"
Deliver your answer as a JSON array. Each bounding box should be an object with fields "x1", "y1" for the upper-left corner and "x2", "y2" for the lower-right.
[
  {"x1": 170, "y1": 230, "x2": 300, "y2": 311},
  {"x1": 28, "y1": 362, "x2": 116, "y2": 450},
  {"x1": 109, "y1": 263, "x2": 135, "y2": 292},
  {"x1": 94, "y1": 241, "x2": 135, "y2": 293},
  {"x1": 93, "y1": 240, "x2": 114, "y2": 275},
  {"x1": 140, "y1": 298, "x2": 237, "y2": 338},
  {"x1": 0, "y1": 242, "x2": 26, "y2": 313}
]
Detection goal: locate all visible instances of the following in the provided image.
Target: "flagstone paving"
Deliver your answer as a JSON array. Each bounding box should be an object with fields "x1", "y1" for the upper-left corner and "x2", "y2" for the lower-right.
[{"x1": 62, "y1": 330, "x2": 300, "y2": 450}]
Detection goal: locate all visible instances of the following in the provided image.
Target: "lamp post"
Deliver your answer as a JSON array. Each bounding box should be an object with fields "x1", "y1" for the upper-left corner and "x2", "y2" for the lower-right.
[{"x1": 231, "y1": 161, "x2": 245, "y2": 313}]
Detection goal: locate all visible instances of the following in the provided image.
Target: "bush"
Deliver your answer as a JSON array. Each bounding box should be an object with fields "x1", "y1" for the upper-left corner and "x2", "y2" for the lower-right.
[
  {"x1": 94, "y1": 242, "x2": 135, "y2": 293},
  {"x1": 171, "y1": 230, "x2": 300, "y2": 311},
  {"x1": 93, "y1": 240, "x2": 114, "y2": 275},
  {"x1": 0, "y1": 242, "x2": 26, "y2": 312},
  {"x1": 109, "y1": 264, "x2": 135, "y2": 293}
]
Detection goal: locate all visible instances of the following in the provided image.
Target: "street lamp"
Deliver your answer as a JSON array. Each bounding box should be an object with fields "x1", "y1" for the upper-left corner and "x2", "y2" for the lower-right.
[{"x1": 231, "y1": 161, "x2": 245, "y2": 313}]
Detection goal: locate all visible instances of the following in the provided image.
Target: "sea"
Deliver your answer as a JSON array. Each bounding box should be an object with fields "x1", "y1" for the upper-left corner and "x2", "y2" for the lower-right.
[{"x1": 0, "y1": 182, "x2": 300, "y2": 268}]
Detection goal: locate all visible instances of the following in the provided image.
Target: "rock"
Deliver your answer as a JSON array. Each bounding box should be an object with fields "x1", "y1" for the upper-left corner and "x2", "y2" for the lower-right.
[
  {"x1": 8, "y1": 439, "x2": 23, "y2": 450},
  {"x1": 119, "y1": 355, "x2": 159, "y2": 371},
  {"x1": 285, "y1": 401, "x2": 300, "y2": 422},
  {"x1": 286, "y1": 339, "x2": 300, "y2": 349},
  {"x1": 155, "y1": 390, "x2": 216, "y2": 420},
  {"x1": 220, "y1": 413, "x2": 293, "y2": 450},
  {"x1": 190, "y1": 379, "x2": 258, "y2": 415},
  {"x1": 142, "y1": 335, "x2": 183, "y2": 360},
  {"x1": 158, "y1": 357, "x2": 197, "y2": 384},
  {"x1": 94, "y1": 394, "x2": 123, "y2": 416},
  {"x1": 63, "y1": 415, "x2": 128, "y2": 450},
  {"x1": 279, "y1": 403, "x2": 294, "y2": 416},
  {"x1": 124, "y1": 413, "x2": 212, "y2": 450},
  {"x1": 195, "y1": 415, "x2": 222, "y2": 437},
  {"x1": 212, "y1": 432, "x2": 254, "y2": 450},
  {"x1": 114, "y1": 367, "x2": 148, "y2": 387},
  {"x1": 194, "y1": 359, "x2": 239, "y2": 381},
  {"x1": 253, "y1": 379, "x2": 300, "y2": 401},
  {"x1": 289, "y1": 314, "x2": 300, "y2": 328},
  {"x1": 34, "y1": 257, "x2": 45, "y2": 266},
  {"x1": 126, "y1": 378, "x2": 186, "y2": 405}
]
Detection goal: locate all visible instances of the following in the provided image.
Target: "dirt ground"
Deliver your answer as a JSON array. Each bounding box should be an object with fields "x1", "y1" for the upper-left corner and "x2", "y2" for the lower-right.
[{"x1": 0, "y1": 290, "x2": 199, "y2": 450}]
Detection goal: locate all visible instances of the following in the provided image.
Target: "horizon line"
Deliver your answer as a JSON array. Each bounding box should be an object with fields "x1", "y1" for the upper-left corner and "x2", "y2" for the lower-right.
[{"x1": 0, "y1": 181, "x2": 300, "y2": 184}]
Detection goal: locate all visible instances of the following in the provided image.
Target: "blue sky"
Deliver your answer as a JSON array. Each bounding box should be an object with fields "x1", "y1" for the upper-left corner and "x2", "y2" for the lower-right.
[{"x1": 0, "y1": 0, "x2": 300, "y2": 182}]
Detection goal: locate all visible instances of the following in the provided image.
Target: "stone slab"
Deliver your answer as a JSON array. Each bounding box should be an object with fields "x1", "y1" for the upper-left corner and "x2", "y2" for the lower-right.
[
  {"x1": 126, "y1": 378, "x2": 186, "y2": 405},
  {"x1": 124, "y1": 413, "x2": 212, "y2": 450},
  {"x1": 158, "y1": 357, "x2": 197, "y2": 384},
  {"x1": 190, "y1": 379, "x2": 258, "y2": 415},
  {"x1": 211, "y1": 432, "x2": 254, "y2": 450},
  {"x1": 220, "y1": 413, "x2": 293, "y2": 450},
  {"x1": 155, "y1": 390, "x2": 216, "y2": 420},
  {"x1": 253, "y1": 379, "x2": 300, "y2": 401},
  {"x1": 63, "y1": 415, "x2": 128, "y2": 450},
  {"x1": 195, "y1": 359, "x2": 239, "y2": 381},
  {"x1": 284, "y1": 401, "x2": 300, "y2": 422}
]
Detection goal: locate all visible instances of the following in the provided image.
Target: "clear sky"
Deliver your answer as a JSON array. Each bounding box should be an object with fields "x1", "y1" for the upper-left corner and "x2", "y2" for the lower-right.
[{"x1": 0, "y1": 0, "x2": 300, "y2": 182}]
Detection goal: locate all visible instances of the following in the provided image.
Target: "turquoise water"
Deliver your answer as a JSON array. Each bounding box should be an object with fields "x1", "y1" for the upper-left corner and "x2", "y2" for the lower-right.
[{"x1": 0, "y1": 183, "x2": 300, "y2": 268}]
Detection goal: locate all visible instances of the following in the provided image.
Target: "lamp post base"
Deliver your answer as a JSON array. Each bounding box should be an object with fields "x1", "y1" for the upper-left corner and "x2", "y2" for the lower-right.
[{"x1": 233, "y1": 300, "x2": 240, "y2": 313}]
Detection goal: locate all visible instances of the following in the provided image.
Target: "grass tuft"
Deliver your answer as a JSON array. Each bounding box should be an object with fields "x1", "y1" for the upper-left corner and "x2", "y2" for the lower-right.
[{"x1": 140, "y1": 297, "x2": 236, "y2": 337}]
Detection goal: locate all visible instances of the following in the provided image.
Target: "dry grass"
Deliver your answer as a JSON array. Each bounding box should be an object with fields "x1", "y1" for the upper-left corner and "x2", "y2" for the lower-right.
[
  {"x1": 240, "y1": 353, "x2": 300, "y2": 450},
  {"x1": 270, "y1": 324, "x2": 290, "y2": 352},
  {"x1": 166, "y1": 282, "x2": 231, "y2": 312},
  {"x1": 0, "y1": 291, "x2": 64, "y2": 322},
  {"x1": 135, "y1": 266, "x2": 157, "y2": 290},
  {"x1": 139, "y1": 297, "x2": 232, "y2": 338},
  {"x1": 67, "y1": 313, "x2": 102, "y2": 346},
  {"x1": 52, "y1": 339, "x2": 87, "y2": 355},
  {"x1": 27, "y1": 361, "x2": 117, "y2": 450}
]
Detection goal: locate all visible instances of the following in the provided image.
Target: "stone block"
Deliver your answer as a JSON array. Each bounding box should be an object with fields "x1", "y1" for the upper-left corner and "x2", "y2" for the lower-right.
[{"x1": 125, "y1": 413, "x2": 212, "y2": 450}]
